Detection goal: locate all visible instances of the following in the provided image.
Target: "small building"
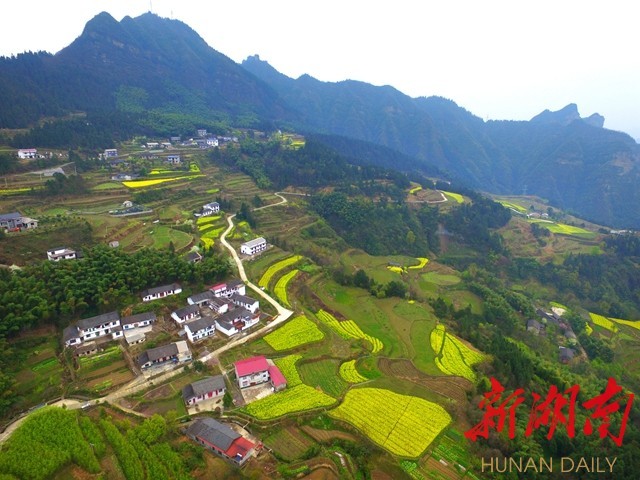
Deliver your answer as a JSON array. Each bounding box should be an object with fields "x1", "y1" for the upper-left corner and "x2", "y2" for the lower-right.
[
  {"x1": 559, "y1": 346, "x2": 575, "y2": 364},
  {"x1": 17, "y1": 148, "x2": 37, "y2": 159},
  {"x1": 186, "y1": 251, "x2": 203, "y2": 263},
  {"x1": 564, "y1": 330, "x2": 577, "y2": 341},
  {"x1": 268, "y1": 365, "x2": 287, "y2": 392},
  {"x1": 210, "y1": 279, "x2": 246, "y2": 298},
  {"x1": 171, "y1": 304, "x2": 201, "y2": 325},
  {"x1": 0, "y1": 212, "x2": 38, "y2": 232},
  {"x1": 194, "y1": 202, "x2": 220, "y2": 218},
  {"x1": 185, "y1": 417, "x2": 256, "y2": 466},
  {"x1": 63, "y1": 311, "x2": 121, "y2": 347},
  {"x1": 111, "y1": 173, "x2": 139, "y2": 181},
  {"x1": 141, "y1": 283, "x2": 182, "y2": 302},
  {"x1": 182, "y1": 375, "x2": 226, "y2": 406},
  {"x1": 137, "y1": 341, "x2": 191, "y2": 369},
  {"x1": 197, "y1": 129, "x2": 207, "y2": 137},
  {"x1": 104, "y1": 148, "x2": 118, "y2": 158},
  {"x1": 526, "y1": 319, "x2": 543, "y2": 335},
  {"x1": 166, "y1": 155, "x2": 181, "y2": 165},
  {"x1": 121, "y1": 312, "x2": 156, "y2": 330},
  {"x1": 206, "y1": 137, "x2": 219, "y2": 147},
  {"x1": 240, "y1": 237, "x2": 267, "y2": 256},
  {"x1": 188, "y1": 291, "x2": 216, "y2": 307},
  {"x1": 146, "y1": 142, "x2": 160, "y2": 149},
  {"x1": 208, "y1": 297, "x2": 232, "y2": 315},
  {"x1": 47, "y1": 247, "x2": 77, "y2": 262},
  {"x1": 231, "y1": 294, "x2": 259, "y2": 314},
  {"x1": 235, "y1": 356, "x2": 270, "y2": 388},
  {"x1": 109, "y1": 241, "x2": 120, "y2": 248},
  {"x1": 185, "y1": 316, "x2": 217, "y2": 343},
  {"x1": 75, "y1": 343, "x2": 100, "y2": 357}
]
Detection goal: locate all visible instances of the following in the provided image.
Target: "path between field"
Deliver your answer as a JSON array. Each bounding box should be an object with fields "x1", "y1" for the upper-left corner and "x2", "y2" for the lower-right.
[
  {"x1": 406, "y1": 190, "x2": 448, "y2": 204},
  {"x1": 0, "y1": 192, "x2": 296, "y2": 443}
]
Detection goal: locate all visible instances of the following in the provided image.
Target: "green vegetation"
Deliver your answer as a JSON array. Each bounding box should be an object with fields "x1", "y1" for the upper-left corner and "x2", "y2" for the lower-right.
[
  {"x1": 589, "y1": 312, "x2": 619, "y2": 333},
  {"x1": 430, "y1": 325, "x2": 486, "y2": 381},
  {"x1": 299, "y1": 359, "x2": 348, "y2": 397},
  {"x1": 263, "y1": 315, "x2": 325, "y2": 351},
  {"x1": 339, "y1": 360, "x2": 368, "y2": 383},
  {"x1": 440, "y1": 190, "x2": 464, "y2": 203},
  {"x1": 273, "y1": 355, "x2": 303, "y2": 386},
  {"x1": 528, "y1": 219, "x2": 596, "y2": 238},
  {"x1": 0, "y1": 408, "x2": 100, "y2": 480},
  {"x1": 241, "y1": 384, "x2": 335, "y2": 420},
  {"x1": 317, "y1": 309, "x2": 383, "y2": 353},
  {"x1": 329, "y1": 388, "x2": 451, "y2": 457}
]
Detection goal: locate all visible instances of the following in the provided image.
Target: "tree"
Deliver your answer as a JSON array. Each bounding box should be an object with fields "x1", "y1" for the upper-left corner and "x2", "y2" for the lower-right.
[{"x1": 223, "y1": 391, "x2": 233, "y2": 408}]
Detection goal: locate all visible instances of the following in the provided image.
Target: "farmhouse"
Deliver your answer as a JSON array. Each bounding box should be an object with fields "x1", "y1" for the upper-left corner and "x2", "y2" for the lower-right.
[
  {"x1": 121, "y1": 312, "x2": 156, "y2": 330},
  {"x1": 185, "y1": 316, "x2": 217, "y2": 343},
  {"x1": 234, "y1": 356, "x2": 286, "y2": 391},
  {"x1": 166, "y1": 154, "x2": 181, "y2": 165},
  {"x1": 206, "y1": 137, "x2": 219, "y2": 147},
  {"x1": 187, "y1": 290, "x2": 216, "y2": 307},
  {"x1": 182, "y1": 375, "x2": 226, "y2": 406},
  {"x1": 197, "y1": 129, "x2": 207, "y2": 137},
  {"x1": 137, "y1": 340, "x2": 191, "y2": 369},
  {"x1": 171, "y1": 304, "x2": 201, "y2": 324},
  {"x1": 526, "y1": 319, "x2": 543, "y2": 335},
  {"x1": 47, "y1": 247, "x2": 77, "y2": 261},
  {"x1": 17, "y1": 148, "x2": 37, "y2": 159},
  {"x1": 559, "y1": 346, "x2": 575, "y2": 364},
  {"x1": 210, "y1": 279, "x2": 246, "y2": 298},
  {"x1": 231, "y1": 293, "x2": 259, "y2": 314},
  {"x1": 63, "y1": 311, "x2": 121, "y2": 347},
  {"x1": 208, "y1": 297, "x2": 232, "y2": 315},
  {"x1": 186, "y1": 417, "x2": 256, "y2": 466},
  {"x1": 239, "y1": 237, "x2": 267, "y2": 256},
  {"x1": 104, "y1": 148, "x2": 118, "y2": 158},
  {"x1": 194, "y1": 202, "x2": 220, "y2": 218},
  {"x1": 215, "y1": 308, "x2": 259, "y2": 337},
  {"x1": 141, "y1": 283, "x2": 182, "y2": 302},
  {"x1": 0, "y1": 212, "x2": 38, "y2": 232},
  {"x1": 234, "y1": 356, "x2": 269, "y2": 388},
  {"x1": 111, "y1": 173, "x2": 139, "y2": 181}
]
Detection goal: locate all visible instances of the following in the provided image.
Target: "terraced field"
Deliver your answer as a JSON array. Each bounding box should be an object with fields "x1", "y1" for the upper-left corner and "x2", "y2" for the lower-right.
[
  {"x1": 329, "y1": 388, "x2": 451, "y2": 457},
  {"x1": 259, "y1": 255, "x2": 303, "y2": 289},
  {"x1": 317, "y1": 309, "x2": 383, "y2": 353},
  {"x1": 430, "y1": 325, "x2": 485, "y2": 381},
  {"x1": 263, "y1": 315, "x2": 325, "y2": 351}
]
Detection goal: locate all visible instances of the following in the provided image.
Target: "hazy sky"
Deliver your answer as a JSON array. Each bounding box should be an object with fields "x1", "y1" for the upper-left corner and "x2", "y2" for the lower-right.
[{"x1": 2, "y1": 1, "x2": 639, "y2": 139}]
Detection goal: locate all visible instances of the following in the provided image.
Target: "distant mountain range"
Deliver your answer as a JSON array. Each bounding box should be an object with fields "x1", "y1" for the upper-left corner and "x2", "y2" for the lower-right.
[{"x1": 1, "y1": 12, "x2": 639, "y2": 228}]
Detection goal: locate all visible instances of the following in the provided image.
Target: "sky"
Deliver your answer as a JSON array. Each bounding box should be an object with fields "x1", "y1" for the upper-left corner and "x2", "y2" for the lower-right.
[{"x1": 2, "y1": 0, "x2": 639, "y2": 140}]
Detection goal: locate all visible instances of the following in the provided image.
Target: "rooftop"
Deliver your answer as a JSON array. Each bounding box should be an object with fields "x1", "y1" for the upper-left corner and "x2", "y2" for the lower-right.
[
  {"x1": 174, "y1": 304, "x2": 200, "y2": 318},
  {"x1": 77, "y1": 311, "x2": 120, "y2": 330},
  {"x1": 186, "y1": 417, "x2": 240, "y2": 451},
  {"x1": 241, "y1": 237, "x2": 266, "y2": 248},
  {"x1": 268, "y1": 365, "x2": 287, "y2": 387},
  {"x1": 235, "y1": 356, "x2": 269, "y2": 377},
  {"x1": 137, "y1": 343, "x2": 179, "y2": 366},
  {"x1": 142, "y1": 283, "x2": 181, "y2": 297},
  {"x1": 185, "y1": 316, "x2": 217, "y2": 333},
  {"x1": 182, "y1": 375, "x2": 226, "y2": 401},
  {"x1": 121, "y1": 311, "x2": 156, "y2": 326}
]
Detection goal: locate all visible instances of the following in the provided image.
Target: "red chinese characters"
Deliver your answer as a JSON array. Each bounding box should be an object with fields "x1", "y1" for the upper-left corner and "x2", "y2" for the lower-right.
[{"x1": 465, "y1": 377, "x2": 634, "y2": 446}]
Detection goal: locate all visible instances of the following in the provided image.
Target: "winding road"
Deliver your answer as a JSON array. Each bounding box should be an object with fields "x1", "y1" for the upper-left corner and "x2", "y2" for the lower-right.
[{"x1": 0, "y1": 192, "x2": 298, "y2": 444}]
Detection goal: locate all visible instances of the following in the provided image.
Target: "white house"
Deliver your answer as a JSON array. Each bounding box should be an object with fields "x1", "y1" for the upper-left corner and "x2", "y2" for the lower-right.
[
  {"x1": 215, "y1": 308, "x2": 259, "y2": 337},
  {"x1": 206, "y1": 137, "x2": 219, "y2": 147},
  {"x1": 47, "y1": 247, "x2": 77, "y2": 261},
  {"x1": 141, "y1": 283, "x2": 182, "y2": 302},
  {"x1": 208, "y1": 297, "x2": 231, "y2": 315},
  {"x1": 17, "y1": 148, "x2": 37, "y2": 159},
  {"x1": 63, "y1": 311, "x2": 121, "y2": 347},
  {"x1": 197, "y1": 129, "x2": 207, "y2": 137},
  {"x1": 234, "y1": 356, "x2": 270, "y2": 388},
  {"x1": 210, "y1": 280, "x2": 246, "y2": 298},
  {"x1": 166, "y1": 155, "x2": 181, "y2": 165},
  {"x1": 182, "y1": 375, "x2": 226, "y2": 406},
  {"x1": 240, "y1": 237, "x2": 267, "y2": 256},
  {"x1": 171, "y1": 304, "x2": 201, "y2": 324},
  {"x1": 185, "y1": 316, "x2": 217, "y2": 343},
  {"x1": 231, "y1": 294, "x2": 259, "y2": 314},
  {"x1": 194, "y1": 202, "x2": 220, "y2": 218},
  {"x1": 1, "y1": 212, "x2": 38, "y2": 232},
  {"x1": 104, "y1": 148, "x2": 118, "y2": 158},
  {"x1": 121, "y1": 312, "x2": 156, "y2": 330}
]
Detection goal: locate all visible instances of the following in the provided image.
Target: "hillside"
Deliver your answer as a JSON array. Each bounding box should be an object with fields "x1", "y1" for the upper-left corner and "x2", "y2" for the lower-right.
[{"x1": 0, "y1": 12, "x2": 639, "y2": 228}]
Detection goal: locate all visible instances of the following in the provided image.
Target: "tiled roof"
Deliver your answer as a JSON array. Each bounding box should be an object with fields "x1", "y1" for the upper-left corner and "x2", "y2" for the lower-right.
[
  {"x1": 182, "y1": 375, "x2": 225, "y2": 401},
  {"x1": 186, "y1": 418, "x2": 240, "y2": 451},
  {"x1": 235, "y1": 356, "x2": 269, "y2": 377}
]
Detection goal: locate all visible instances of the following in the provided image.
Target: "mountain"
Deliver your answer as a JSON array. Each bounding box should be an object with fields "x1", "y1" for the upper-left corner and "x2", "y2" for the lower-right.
[
  {"x1": 243, "y1": 56, "x2": 640, "y2": 228},
  {"x1": 1, "y1": 13, "x2": 639, "y2": 228},
  {"x1": 0, "y1": 12, "x2": 292, "y2": 129}
]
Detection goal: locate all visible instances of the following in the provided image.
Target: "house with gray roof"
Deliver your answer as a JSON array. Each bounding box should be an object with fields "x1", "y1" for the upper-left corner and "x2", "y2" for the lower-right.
[
  {"x1": 186, "y1": 417, "x2": 256, "y2": 465},
  {"x1": 121, "y1": 312, "x2": 156, "y2": 330},
  {"x1": 239, "y1": 237, "x2": 267, "y2": 256},
  {"x1": 182, "y1": 375, "x2": 226, "y2": 406},
  {"x1": 188, "y1": 290, "x2": 216, "y2": 307},
  {"x1": 1, "y1": 211, "x2": 38, "y2": 232},
  {"x1": 171, "y1": 304, "x2": 201, "y2": 325},
  {"x1": 141, "y1": 283, "x2": 182, "y2": 302},
  {"x1": 185, "y1": 316, "x2": 217, "y2": 343},
  {"x1": 231, "y1": 293, "x2": 259, "y2": 314},
  {"x1": 137, "y1": 341, "x2": 191, "y2": 369},
  {"x1": 63, "y1": 311, "x2": 121, "y2": 347}
]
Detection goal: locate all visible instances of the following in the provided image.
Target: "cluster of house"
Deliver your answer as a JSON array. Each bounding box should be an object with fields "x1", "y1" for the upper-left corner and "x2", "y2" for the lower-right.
[
  {"x1": 172, "y1": 280, "x2": 261, "y2": 343},
  {"x1": 194, "y1": 201, "x2": 220, "y2": 218},
  {"x1": 63, "y1": 310, "x2": 157, "y2": 353},
  {"x1": 530, "y1": 308, "x2": 577, "y2": 363},
  {"x1": 0, "y1": 212, "x2": 38, "y2": 233}
]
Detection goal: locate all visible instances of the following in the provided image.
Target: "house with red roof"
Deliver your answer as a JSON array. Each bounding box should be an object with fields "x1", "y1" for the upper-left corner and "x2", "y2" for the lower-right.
[
  {"x1": 234, "y1": 355, "x2": 287, "y2": 390},
  {"x1": 186, "y1": 417, "x2": 256, "y2": 466}
]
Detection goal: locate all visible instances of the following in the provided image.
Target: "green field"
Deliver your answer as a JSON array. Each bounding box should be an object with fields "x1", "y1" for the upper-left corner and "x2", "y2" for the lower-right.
[
  {"x1": 299, "y1": 359, "x2": 349, "y2": 397},
  {"x1": 339, "y1": 360, "x2": 368, "y2": 383},
  {"x1": 259, "y1": 255, "x2": 303, "y2": 289},
  {"x1": 528, "y1": 219, "x2": 596, "y2": 239},
  {"x1": 241, "y1": 384, "x2": 336, "y2": 420},
  {"x1": 329, "y1": 388, "x2": 451, "y2": 457},
  {"x1": 430, "y1": 325, "x2": 486, "y2": 381},
  {"x1": 274, "y1": 269, "x2": 298, "y2": 308},
  {"x1": 440, "y1": 191, "x2": 464, "y2": 203}
]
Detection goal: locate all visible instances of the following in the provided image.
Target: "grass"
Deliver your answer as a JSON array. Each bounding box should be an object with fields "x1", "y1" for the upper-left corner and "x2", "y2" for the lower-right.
[
  {"x1": 91, "y1": 182, "x2": 124, "y2": 191},
  {"x1": 263, "y1": 427, "x2": 314, "y2": 461},
  {"x1": 150, "y1": 225, "x2": 193, "y2": 251},
  {"x1": 122, "y1": 175, "x2": 204, "y2": 188},
  {"x1": 317, "y1": 309, "x2": 384, "y2": 354},
  {"x1": 528, "y1": 219, "x2": 596, "y2": 239},
  {"x1": 263, "y1": 315, "x2": 325, "y2": 351},
  {"x1": 298, "y1": 359, "x2": 349, "y2": 397},
  {"x1": 329, "y1": 388, "x2": 451, "y2": 457},
  {"x1": 497, "y1": 200, "x2": 527, "y2": 213},
  {"x1": 421, "y1": 271, "x2": 461, "y2": 286},
  {"x1": 589, "y1": 312, "x2": 619, "y2": 333}
]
